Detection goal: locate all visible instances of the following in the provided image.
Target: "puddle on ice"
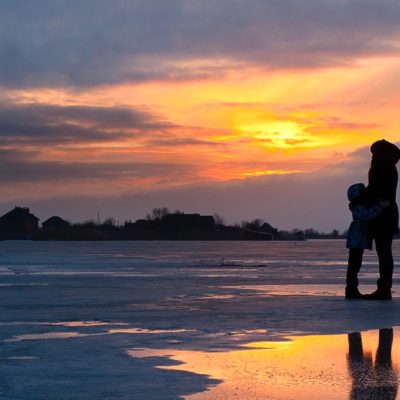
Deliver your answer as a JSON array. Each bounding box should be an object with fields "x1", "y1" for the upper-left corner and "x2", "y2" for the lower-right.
[
  {"x1": 129, "y1": 328, "x2": 400, "y2": 400},
  {"x1": 0, "y1": 320, "x2": 123, "y2": 327},
  {"x1": 227, "y1": 329, "x2": 269, "y2": 339},
  {"x1": 4, "y1": 332, "x2": 97, "y2": 342},
  {"x1": 3, "y1": 324, "x2": 195, "y2": 343},
  {"x1": 0, "y1": 283, "x2": 48, "y2": 287},
  {"x1": 197, "y1": 294, "x2": 236, "y2": 300},
  {"x1": 49, "y1": 321, "x2": 124, "y2": 327},
  {"x1": 108, "y1": 328, "x2": 194, "y2": 334},
  {"x1": 221, "y1": 284, "x2": 380, "y2": 297}
]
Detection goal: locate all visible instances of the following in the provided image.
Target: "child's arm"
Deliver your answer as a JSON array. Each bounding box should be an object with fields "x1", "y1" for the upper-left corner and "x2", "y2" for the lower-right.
[
  {"x1": 352, "y1": 199, "x2": 390, "y2": 221},
  {"x1": 352, "y1": 204, "x2": 384, "y2": 222}
]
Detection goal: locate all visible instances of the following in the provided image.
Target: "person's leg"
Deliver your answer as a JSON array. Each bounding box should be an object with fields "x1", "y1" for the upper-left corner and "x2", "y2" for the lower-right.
[
  {"x1": 346, "y1": 248, "x2": 364, "y2": 299},
  {"x1": 376, "y1": 328, "x2": 393, "y2": 367},
  {"x1": 376, "y1": 234, "x2": 394, "y2": 288},
  {"x1": 364, "y1": 234, "x2": 393, "y2": 300},
  {"x1": 375, "y1": 329, "x2": 398, "y2": 400},
  {"x1": 348, "y1": 332, "x2": 363, "y2": 360}
]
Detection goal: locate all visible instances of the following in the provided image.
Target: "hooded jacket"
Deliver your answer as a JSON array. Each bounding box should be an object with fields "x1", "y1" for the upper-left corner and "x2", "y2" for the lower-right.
[
  {"x1": 355, "y1": 140, "x2": 400, "y2": 236},
  {"x1": 347, "y1": 183, "x2": 383, "y2": 249}
]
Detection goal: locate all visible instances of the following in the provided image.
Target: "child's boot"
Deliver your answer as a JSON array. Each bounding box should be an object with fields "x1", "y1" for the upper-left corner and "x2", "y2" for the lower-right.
[
  {"x1": 345, "y1": 286, "x2": 364, "y2": 299},
  {"x1": 345, "y1": 277, "x2": 363, "y2": 299}
]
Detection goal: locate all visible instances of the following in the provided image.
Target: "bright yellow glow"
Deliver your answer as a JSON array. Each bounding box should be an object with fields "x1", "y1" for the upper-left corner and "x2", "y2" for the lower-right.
[
  {"x1": 238, "y1": 119, "x2": 321, "y2": 149},
  {"x1": 4, "y1": 55, "x2": 400, "y2": 196}
]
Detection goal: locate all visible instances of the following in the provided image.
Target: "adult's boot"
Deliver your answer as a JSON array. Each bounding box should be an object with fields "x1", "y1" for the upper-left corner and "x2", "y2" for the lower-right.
[{"x1": 364, "y1": 280, "x2": 392, "y2": 300}]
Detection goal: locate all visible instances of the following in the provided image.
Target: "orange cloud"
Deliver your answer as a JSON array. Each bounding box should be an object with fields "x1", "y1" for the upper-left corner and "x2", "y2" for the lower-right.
[{"x1": 3, "y1": 55, "x2": 400, "y2": 191}]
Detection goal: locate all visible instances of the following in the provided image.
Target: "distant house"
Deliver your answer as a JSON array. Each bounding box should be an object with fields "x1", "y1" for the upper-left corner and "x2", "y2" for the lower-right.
[
  {"x1": 294, "y1": 230, "x2": 305, "y2": 241},
  {"x1": 42, "y1": 216, "x2": 70, "y2": 230},
  {"x1": 260, "y1": 222, "x2": 278, "y2": 239},
  {"x1": 0, "y1": 207, "x2": 39, "y2": 239},
  {"x1": 124, "y1": 219, "x2": 156, "y2": 230},
  {"x1": 135, "y1": 219, "x2": 156, "y2": 229},
  {"x1": 161, "y1": 213, "x2": 216, "y2": 232}
]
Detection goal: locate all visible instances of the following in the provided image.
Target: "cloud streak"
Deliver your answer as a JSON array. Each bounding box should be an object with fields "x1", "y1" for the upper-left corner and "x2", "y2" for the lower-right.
[
  {"x1": 0, "y1": 147, "x2": 194, "y2": 184},
  {"x1": 2, "y1": 0, "x2": 400, "y2": 87},
  {"x1": 0, "y1": 101, "x2": 175, "y2": 146},
  {"x1": 0, "y1": 101, "x2": 204, "y2": 185}
]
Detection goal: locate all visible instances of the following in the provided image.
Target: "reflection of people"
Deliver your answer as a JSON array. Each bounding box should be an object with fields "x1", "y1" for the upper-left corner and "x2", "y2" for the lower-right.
[
  {"x1": 345, "y1": 183, "x2": 389, "y2": 299},
  {"x1": 350, "y1": 140, "x2": 400, "y2": 300},
  {"x1": 347, "y1": 329, "x2": 398, "y2": 400}
]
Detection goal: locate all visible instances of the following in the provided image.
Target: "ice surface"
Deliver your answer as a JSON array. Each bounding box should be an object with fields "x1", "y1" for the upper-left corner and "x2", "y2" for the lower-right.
[{"x1": 1, "y1": 240, "x2": 400, "y2": 399}]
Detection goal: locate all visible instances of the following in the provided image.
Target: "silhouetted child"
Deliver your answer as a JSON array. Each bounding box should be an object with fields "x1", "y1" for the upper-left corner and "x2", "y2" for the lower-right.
[{"x1": 346, "y1": 183, "x2": 389, "y2": 299}]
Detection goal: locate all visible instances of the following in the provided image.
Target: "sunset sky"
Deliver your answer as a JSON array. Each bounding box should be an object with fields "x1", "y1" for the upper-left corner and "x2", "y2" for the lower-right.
[{"x1": 2, "y1": 0, "x2": 400, "y2": 231}]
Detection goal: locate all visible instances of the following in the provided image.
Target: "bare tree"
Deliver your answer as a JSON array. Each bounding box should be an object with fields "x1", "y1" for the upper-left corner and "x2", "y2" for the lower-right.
[
  {"x1": 147, "y1": 207, "x2": 170, "y2": 221},
  {"x1": 103, "y1": 217, "x2": 115, "y2": 226},
  {"x1": 213, "y1": 213, "x2": 225, "y2": 227},
  {"x1": 241, "y1": 218, "x2": 265, "y2": 231}
]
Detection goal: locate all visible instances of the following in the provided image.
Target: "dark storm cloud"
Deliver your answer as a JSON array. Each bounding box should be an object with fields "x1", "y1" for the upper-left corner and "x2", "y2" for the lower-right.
[
  {"x1": 0, "y1": 102, "x2": 171, "y2": 144},
  {"x1": 1, "y1": 0, "x2": 400, "y2": 87}
]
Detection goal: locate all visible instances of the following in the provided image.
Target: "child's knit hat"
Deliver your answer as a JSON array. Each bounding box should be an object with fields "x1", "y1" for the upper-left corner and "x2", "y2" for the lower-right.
[{"x1": 347, "y1": 183, "x2": 366, "y2": 201}]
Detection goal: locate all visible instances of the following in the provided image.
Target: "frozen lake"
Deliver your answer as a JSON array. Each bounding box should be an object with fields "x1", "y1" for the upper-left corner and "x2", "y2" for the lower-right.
[{"x1": 1, "y1": 240, "x2": 400, "y2": 399}]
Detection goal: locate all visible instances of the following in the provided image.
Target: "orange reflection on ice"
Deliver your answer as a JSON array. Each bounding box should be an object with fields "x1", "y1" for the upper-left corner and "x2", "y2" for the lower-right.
[{"x1": 129, "y1": 328, "x2": 400, "y2": 400}]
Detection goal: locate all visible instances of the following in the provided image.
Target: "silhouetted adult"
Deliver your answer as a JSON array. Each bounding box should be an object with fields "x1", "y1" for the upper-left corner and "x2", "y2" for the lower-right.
[
  {"x1": 347, "y1": 329, "x2": 398, "y2": 400},
  {"x1": 353, "y1": 139, "x2": 400, "y2": 300}
]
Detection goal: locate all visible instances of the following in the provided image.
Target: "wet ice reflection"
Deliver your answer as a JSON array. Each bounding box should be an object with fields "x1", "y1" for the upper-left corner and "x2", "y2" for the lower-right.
[
  {"x1": 348, "y1": 329, "x2": 398, "y2": 400},
  {"x1": 3, "y1": 322, "x2": 196, "y2": 343},
  {"x1": 4, "y1": 332, "x2": 97, "y2": 342},
  {"x1": 129, "y1": 328, "x2": 400, "y2": 400},
  {"x1": 222, "y1": 284, "x2": 353, "y2": 297}
]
